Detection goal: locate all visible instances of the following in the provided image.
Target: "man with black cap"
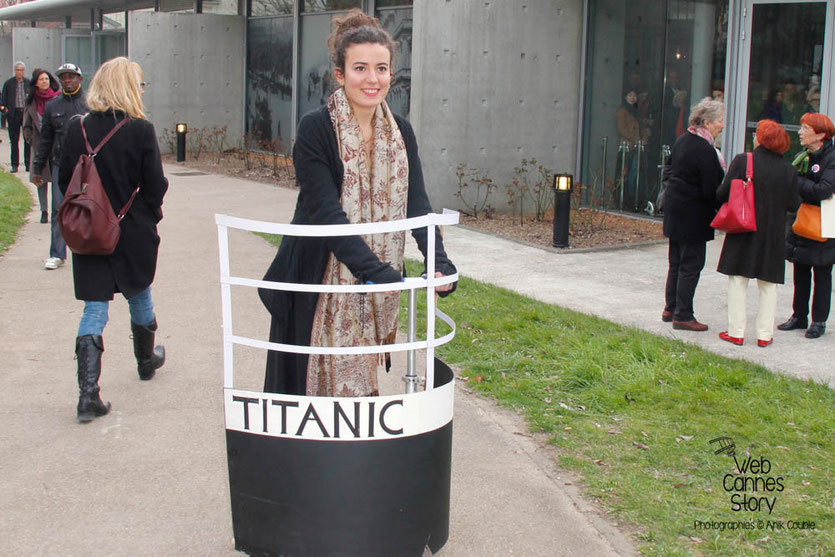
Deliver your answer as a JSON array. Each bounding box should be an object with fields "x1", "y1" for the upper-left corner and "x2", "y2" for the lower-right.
[
  {"x1": 1, "y1": 61, "x2": 32, "y2": 172},
  {"x1": 32, "y1": 63, "x2": 88, "y2": 270}
]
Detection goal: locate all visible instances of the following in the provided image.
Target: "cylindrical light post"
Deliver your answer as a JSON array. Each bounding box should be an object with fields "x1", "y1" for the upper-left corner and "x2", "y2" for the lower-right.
[
  {"x1": 176, "y1": 123, "x2": 188, "y2": 162},
  {"x1": 552, "y1": 173, "x2": 573, "y2": 248}
]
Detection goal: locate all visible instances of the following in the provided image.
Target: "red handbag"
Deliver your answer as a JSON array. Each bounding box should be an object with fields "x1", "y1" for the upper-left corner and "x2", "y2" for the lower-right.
[{"x1": 711, "y1": 152, "x2": 756, "y2": 234}]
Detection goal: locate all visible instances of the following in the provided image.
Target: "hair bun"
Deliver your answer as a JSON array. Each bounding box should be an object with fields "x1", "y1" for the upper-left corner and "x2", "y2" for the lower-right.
[{"x1": 333, "y1": 9, "x2": 380, "y2": 34}]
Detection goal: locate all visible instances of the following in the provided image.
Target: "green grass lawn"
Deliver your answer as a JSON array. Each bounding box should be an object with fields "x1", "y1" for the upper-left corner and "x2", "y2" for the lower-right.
[
  {"x1": 257, "y1": 235, "x2": 834, "y2": 555},
  {"x1": 401, "y1": 260, "x2": 834, "y2": 556},
  {"x1": 0, "y1": 171, "x2": 31, "y2": 255}
]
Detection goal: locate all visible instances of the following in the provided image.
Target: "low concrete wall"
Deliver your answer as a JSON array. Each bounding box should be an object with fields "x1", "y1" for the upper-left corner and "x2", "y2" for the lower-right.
[
  {"x1": 129, "y1": 11, "x2": 245, "y2": 153},
  {"x1": 410, "y1": 0, "x2": 583, "y2": 213}
]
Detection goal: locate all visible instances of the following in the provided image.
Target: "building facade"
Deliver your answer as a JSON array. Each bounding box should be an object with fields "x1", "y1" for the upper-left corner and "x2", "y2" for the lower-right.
[{"x1": 0, "y1": 0, "x2": 833, "y2": 214}]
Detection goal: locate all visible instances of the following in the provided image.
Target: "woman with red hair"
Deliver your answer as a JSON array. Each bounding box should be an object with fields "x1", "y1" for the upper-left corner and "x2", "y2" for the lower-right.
[
  {"x1": 778, "y1": 112, "x2": 835, "y2": 338},
  {"x1": 716, "y1": 120, "x2": 801, "y2": 347}
]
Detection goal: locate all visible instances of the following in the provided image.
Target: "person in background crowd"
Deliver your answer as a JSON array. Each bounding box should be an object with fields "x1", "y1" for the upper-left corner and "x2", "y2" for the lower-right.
[
  {"x1": 804, "y1": 88, "x2": 821, "y2": 114},
  {"x1": 758, "y1": 89, "x2": 783, "y2": 123},
  {"x1": 662, "y1": 97, "x2": 726, "y2": 331},
  {"x1": 716, "y1": 120, "x2": 800, "y2": 347},
  {"x1": 661, "y1": 69, "x2": 689, "y2": 148},
  {"x1": 58, "y1": 57, "x2": 168, "y2": 423},
  {"x1": 22, "y1": 68, "x2": 60, "y2": 224},
  {"x1": 259, "y1": 9, "x2": 457, "y2": 397},
  {"x1": 1, "y1": 61, "x2": 32, "y2": 172},
  {"x1": 31, "y1": 63, "x2": 87, "y2": 270},
  {"x1": 778, "y1": 113, "x2": 835, "y2": 339},
  {"x1": 616, "y1": 90, "x2": 649, "y2": 210}
]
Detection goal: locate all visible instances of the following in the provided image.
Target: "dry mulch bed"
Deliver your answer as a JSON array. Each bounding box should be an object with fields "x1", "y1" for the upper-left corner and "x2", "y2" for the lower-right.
[
  {"x1": 461, "y1": 210, "x2": 665, "y2": 250},
  {"x1": 165, "y1": 151, "x2": 665, "y2": 250}
]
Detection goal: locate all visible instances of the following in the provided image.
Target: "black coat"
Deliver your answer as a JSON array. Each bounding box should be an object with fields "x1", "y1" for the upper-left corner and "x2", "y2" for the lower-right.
[
  {"x1": 786, "y1": 141, "x2": 835, "y2": 266},
  {"x1": 259, "y1": 106, "x2": 456, "y2": 394},
  {"x1": 32, "y1": 88, "x2": 87, "y2": 172},
  {"x1": 58, "y1": 111, "x2": 168, "y2": 301},
  {"x1": 663, "y1": 131, "x2": 726, "y2": 243},
  {"x1": 716, "y1": 148, "x2": 800, "y2": 283},
  {"x1": 1, "y1": 76, "x2": 31, "y2": 114}
]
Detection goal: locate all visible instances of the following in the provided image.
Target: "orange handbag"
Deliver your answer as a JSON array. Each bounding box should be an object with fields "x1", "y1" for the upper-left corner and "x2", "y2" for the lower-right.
[{"x1": 792, "y1": 203, "x2": 827, "y2": 242}]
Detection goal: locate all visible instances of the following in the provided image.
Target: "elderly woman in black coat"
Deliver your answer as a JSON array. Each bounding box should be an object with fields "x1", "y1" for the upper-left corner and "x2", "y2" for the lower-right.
[
  {"x1": 716, "y1": 120, "x2": 800, "y2": 347},
  {"x1": 662, "y1": 97, "x2": 726, "y2": 331},
  {"x1": 58, "y1": 57, "x2": 168, "y2": 423},
  {"x1": 778, "y1": 113, "x2": 835, "y2": 339}
]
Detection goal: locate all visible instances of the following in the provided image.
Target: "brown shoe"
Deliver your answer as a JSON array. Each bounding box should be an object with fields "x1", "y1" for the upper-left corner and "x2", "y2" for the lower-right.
[
  {"x1": 673, "y1": 319, "x2": 708, "y2": 331},
  {"x1": 661, "y1": 310, "x2": 673, "y2": 322}
]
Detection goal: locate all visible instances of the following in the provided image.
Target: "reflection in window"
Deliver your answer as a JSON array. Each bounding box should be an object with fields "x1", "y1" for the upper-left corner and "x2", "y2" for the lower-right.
[
  {"x1": 302, "y1": 0, "x2": 361, "y2": 13},
  {"x1": 202, "y1": 0, "x2": 239, "y2": 15},
  {"x1": 745, "y1": 3, "x2": 826, "y2": 156},
  {"x1": 581, "y1": 0, "x2": 728, "y2": 215},
  {"x1": 246, "y1": 17, "x2": 294, "y2": 150},
  {"x1": 251, "y1": 0, "x2": 294, "y2": 16},
  {"x1": 377, "y1": 7, "x2": 412, "y2": 118},
  {"x1": 298, "y1": 12, "x2": 340, "y2": 118}
]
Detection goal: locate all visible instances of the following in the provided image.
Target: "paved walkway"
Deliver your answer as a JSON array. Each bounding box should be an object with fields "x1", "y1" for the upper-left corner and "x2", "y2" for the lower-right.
[{"x1": 1, "y1": 132, "x2": 830, "y2": 555}]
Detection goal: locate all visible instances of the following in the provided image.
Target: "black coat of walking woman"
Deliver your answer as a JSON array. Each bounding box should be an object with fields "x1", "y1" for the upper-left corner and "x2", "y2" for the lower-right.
[
  {"x1": 57, "y1": 57, "x2": 168, "y2": 422},
  {"x1": 778, "y1": 113, "x2": 835, "y2": 339},
  {"x1": 662, "y1": 97, "x2": 726, "y2": 331},
  {"x1": 716, "y1": 120, "x2": 800, "y2": 347}
]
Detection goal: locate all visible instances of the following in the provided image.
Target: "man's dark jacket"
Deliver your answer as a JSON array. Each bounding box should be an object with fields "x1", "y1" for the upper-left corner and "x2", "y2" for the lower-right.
[
  {"x1": 31, "y1": 88, "x2": 87, "y2": 175},
  {"x1": 1, "y1": 76, "x2": 31, "y2": 114}
]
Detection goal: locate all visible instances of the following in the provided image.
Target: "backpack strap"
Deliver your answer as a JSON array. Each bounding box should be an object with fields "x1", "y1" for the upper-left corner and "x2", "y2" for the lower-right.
[
  {"x1": 745, "y1": 152, "x2": 754, "y2": 181},
  {"x1": 116, "y1": 187, "x2": 140, "y2": 220},
  {"x1": 78, "y1": 116, "x2": 139, "y2": 220},
  {"x1": 80, "y1": 116, "x2": 130, "y2": 156}
]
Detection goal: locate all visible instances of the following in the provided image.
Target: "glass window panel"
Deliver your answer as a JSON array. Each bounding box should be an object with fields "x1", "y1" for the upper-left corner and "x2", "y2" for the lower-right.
[
  {"x1": 64, "y1": 36, "x2": 93, "y2": 79},
  {"x1": 102, "y1": 11, "x2": 125, "y2": 29},
  {"x1": 377, "y1": 6, "x2": 412, "y2": 118},
  {"x1": 251, "y1": 0, "x2": 294, "y2": 16},
  {"x1": 302, "y1": 0, "x2": 361, "y2": 13},
  {"x1": 159, "y1": 0, "x2": 193, "y2": 12},
  {"x1": 744, "y1": 2, "x2": 826, "y2": 157},
  {"x1": 298, "y1": 12, "x2": 341, "y2": 118},
  {"x1": 202, "y1": 0, "x2": 239, "y2": 15},
  {"x1": 376, "y1": 0, "x2": 413, "y2": 7},
  {"x1": 581, "y1": 0, "x2": 728, "y2": 215},
  {"x1": 95, "y1": 33, "x2": 127, "y2": 73},
  {"x1": 247, "y1": 17, "x2": 294, "y2": 149}
]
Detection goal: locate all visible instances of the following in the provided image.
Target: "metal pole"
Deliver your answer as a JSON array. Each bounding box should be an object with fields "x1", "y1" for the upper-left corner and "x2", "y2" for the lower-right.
[
  {"x1": 618, "y1": 141, "x2": 628, "y2": 211},
  {"x1": 634, "y1": 140, "x2": 643, "y2": 212},
  {"x1": 601, "y1": 136, "x2": 608, "y2": 200},
  {"x1": 404, "y1": 287, "x2": 418, "y2": 393},
  {"x1": 177, "y1": 128, "x2": 186, "y2": 162}
]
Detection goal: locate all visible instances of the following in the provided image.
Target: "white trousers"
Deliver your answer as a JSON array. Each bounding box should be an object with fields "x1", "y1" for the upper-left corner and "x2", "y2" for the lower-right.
[{"x1": 727, "y1": 275, "x2": 777, "y2": 341}]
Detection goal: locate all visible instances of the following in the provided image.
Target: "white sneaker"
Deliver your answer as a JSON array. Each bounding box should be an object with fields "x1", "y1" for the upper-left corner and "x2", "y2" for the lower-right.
[{"x1": 44, "y1": 257, "x2": 64, "y2": 270}]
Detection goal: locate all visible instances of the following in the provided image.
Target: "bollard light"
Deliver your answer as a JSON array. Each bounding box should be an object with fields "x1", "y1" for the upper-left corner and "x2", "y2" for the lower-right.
[
  {"x1": 176, "y1": 123, "x2": 187, "y2": 162},
  {"x1": 552, "y1": 173, "x2": 573, "y2": 248}
]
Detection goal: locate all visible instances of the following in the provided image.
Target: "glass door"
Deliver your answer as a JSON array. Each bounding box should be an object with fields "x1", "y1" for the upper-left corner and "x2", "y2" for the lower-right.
[{"x1": 731, "y1": 0, "x2": 833, "y2": 158}]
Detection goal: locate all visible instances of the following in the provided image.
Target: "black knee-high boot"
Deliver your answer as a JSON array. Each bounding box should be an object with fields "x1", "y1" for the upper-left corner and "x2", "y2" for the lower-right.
[
  {"x1": 76, "y1": 335, "x2": 112, "y2": 423},
  {"x1": 131, "y1": 318, "x2": 165, "y2": 380}
]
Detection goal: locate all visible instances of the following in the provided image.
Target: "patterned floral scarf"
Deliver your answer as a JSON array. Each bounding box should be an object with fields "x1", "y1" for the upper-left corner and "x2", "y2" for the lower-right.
[{"x1": 305, "y1": 87, "x2": 410, "y2": 397}]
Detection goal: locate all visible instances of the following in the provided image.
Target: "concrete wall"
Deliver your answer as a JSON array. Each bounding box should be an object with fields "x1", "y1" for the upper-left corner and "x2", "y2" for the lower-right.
[
  {"x1": 0, "y1": 34, "x2": 12, "y2": 78},
  {"x1": 410, "y1": 0, "x2": 584, "y2": 213},
  {"x1": 10, "y1": 27, "x2": 64, "y2": 76},
  {"x1": 128, "y1": 11, "x2": 245, "y2": 153}
]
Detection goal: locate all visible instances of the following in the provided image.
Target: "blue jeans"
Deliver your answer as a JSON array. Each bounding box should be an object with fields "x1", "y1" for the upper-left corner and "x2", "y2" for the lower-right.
[
  {"x1": 78, "y1": 286, "x2": 156, "y2": 337},
  {"x1": 50, "y1": 165, "x2": 67, "y2": 259}
]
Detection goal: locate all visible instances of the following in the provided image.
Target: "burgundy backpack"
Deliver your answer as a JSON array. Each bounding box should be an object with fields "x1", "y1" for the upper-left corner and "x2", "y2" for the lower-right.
[{"x1": 58, "y1": 117, "x2": 138, "y2": 256}]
